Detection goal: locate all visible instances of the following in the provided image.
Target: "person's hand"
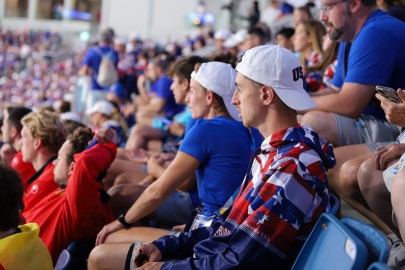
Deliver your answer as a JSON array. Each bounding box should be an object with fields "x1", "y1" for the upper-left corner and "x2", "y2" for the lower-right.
[
  {"x1": 127, "y1": 148, "x2": 149, "y2": 163},
  {"x1": 376, "y1": 88, "x2": 405, "y2": 126},
  {"x1": 95, "y1": 220, "x2": 124, "y2": 246},
  {"x1": 147, "y1": 156, "x2": 165, "y2": 176},
  {"x1": 0, "y1": 143, "x2": 17, "y2": 164},
  {"x1": 167, "y1": 122, "x2": 184, "y2": 137},
  {"x1": 95, "y1": 128, "x2": 117, "y2": 144},
  {"x1": 134, "y1": 244, "x2": 162, "y2": 268},
  {"x1": 122, "y1": 103, "x2": 136, "y2": 118},
  {"x1": 375, "y1": 143, "x2": 405, "y2": 170}
]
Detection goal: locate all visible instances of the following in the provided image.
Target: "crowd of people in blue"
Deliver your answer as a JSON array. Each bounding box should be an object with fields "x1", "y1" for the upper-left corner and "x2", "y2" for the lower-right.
[{"x1": 0, "y1": 0, "x2": 405, "y2": 269}]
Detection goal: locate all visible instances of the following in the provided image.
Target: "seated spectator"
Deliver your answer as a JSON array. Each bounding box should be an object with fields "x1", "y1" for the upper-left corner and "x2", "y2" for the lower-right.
[
  {"x1": 293, "y1": 20, "x2": 326, "y2": 92},
  {"x1": 275, "y1": 27, "x2": 295, "y2": 52},
  {"x1": 300, "y1": 1, "x2": 405, "y2": 147},
  {"x1": 243, "y1": 24, "x2": 272, "y2": 51},
  {"x1": 88, "y1": 61, "x2": 265, "y2": 269},
  {"x1": 0, "y1": 106, "x2": 35, "y2": 188},
  {"x1": 293, "y1": 3, "x2": 314, "y2": 27},
  {"x1": 90, "y1": 45, "x2": 335, "y2": 270},
  {"x1": 105, "y1": 56, "x2": 206, "y2": 190},
  {"x1": 0, "y1": 159, "x2": 53, "y2": 270},
  {"x1": 300, "y1": 0, "x2": 405, "y2": 206},
  {"x1": 23, "y1": 127, "x2": 117, "y2": 263},
  {"x1": 86, "y1": 100, "x2": 128, "y2": 146},
  {"x1": 20, "y1": 110, "x2": 67, "y2": 214},
  {"x1": 128, "y1": 54, "x2": 185, "y2": 126}
]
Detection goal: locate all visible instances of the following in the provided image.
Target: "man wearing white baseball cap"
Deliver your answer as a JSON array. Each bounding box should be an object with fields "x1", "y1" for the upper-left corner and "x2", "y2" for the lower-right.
[{"x1": 114, "y1": 47, "x2": 335, "y2": 270}]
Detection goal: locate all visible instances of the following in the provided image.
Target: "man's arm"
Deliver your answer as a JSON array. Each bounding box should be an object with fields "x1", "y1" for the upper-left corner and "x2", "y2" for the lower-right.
[
  {"x1": 306, "y1": 82, "x2": 376, "y2": 118},
  {"x1": 96, "y1": 152, "x2": 200, "y2": 245},
  {"x1": 137, "y1": 97, "x2": 166, "y2": 114}
]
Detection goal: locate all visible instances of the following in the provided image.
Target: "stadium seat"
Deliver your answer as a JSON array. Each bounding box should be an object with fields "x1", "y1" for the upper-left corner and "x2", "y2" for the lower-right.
[
  {"x1": 54, "y1": 249, "x2": 71, "y2": 270},
  {"x1": 341, "y1": 217, "x2": 390, "y2": 264},
  {"x1": 367, "y1": 262, "x2": 392, "y2": 270},
  {"x1": 291, "y1": 213, "x2": 369, "y2": 270}
]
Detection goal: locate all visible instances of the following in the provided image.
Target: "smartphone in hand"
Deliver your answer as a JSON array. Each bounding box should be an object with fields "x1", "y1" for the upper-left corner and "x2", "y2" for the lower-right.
[{"x1": 376, "y1": 85, "x2": 402, "y2": 103}]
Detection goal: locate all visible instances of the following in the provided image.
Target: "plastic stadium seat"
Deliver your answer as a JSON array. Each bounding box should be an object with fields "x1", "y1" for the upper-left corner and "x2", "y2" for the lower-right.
[
  {"x1": 54, "y1": 249, "x2": 71, "y2": 270},
  {"x1": 341, "y1": 217, "x2": 390, "y2": 265},
  {"x1": 367, "y1": 262, "x2": 392, "y2": 270},
  {"x1": 292, "y1": 213, "x2": 369, "y2": 270}
]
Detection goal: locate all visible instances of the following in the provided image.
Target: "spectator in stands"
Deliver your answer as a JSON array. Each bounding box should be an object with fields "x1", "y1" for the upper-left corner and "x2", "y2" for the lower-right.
[
  {"x1": 129, "y1": 54, "x2": 184, "y2": 126},
  {"x1": 349, "y1": 88, "x2": 405, "y2": 268},
  {"x1": 300, "y1": 2, "x2": 405, "y2": 254},
  {"x1": 104, "y1": 56, "x2": 206, "y2": 190},
  {"x1": 92, "y1": 45, "x2": 335, "y2": 270},
  {"x1": 86, "y1": 100, "x2": 128, "y2": 146},
  {"x1": 20, "y1": 110, "x2": 66, "y2": 214},
  {"x1": 80, "y1": 28, "x2": 119, "y2": 109},
  {"x1": 1, "y1": 106, "x2": 35, "y2": 189},
  {"x1": 88, "y1": 61, "x2": 265, "y2": 270},
  {"x1": 293, "y1": 3, "x2": 314, "y2": 27},
  {"x1": 300, "y1": 0, "x2": 405, "y2": 147},
  {"x1": 23, "y1": 127, "x2": 117, "y2": 263},
  {"x1": 293, "y1": 20, "x2": 326, "y2": 92},
  {"x1": 377, "y1": 0, "x2": 405, "y2": 22},
  {"x1": 0, "y1": 159, "x2": 53, "y2": 270},
  {"x1": 275, "y1": 27, "x2": 295, "y2": 52},
  {"x1": 243, "y1": 24, "x2": 271, "y2": 50}
]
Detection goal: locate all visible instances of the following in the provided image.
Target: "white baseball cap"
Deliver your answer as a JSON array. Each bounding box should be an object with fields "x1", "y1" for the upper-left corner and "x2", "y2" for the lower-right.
[
  {"x1": 60, "y1": 112, "x2": 82, "y2": 123},
  {"x1": 191, "y1": 62, "x2": 240, "y2": 121},
  {"x1": 214, "y1": 29, "x2": 231, "y2": 40},
  {"x1": 236, "y1": 45, "x2": 316, "y2": 110},
  {"x1": 86, "y1": 100, "x2": 114, "y2": 116}
]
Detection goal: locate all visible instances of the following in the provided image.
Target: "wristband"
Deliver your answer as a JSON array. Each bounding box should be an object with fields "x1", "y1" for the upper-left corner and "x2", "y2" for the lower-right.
[{"x1": 117, "y1": 212, "x2": 132, "y2": 228}]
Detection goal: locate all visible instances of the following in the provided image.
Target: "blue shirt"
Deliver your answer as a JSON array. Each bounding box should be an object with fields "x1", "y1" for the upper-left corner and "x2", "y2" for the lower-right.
[
  {"x1": 179, "y1": 116, "x2": 263, "y2": 216},
  {"x1": 83, "y1": 46, "x2": 119, "y2": 90},
  {"x1": 151, "y1": 75, "x2": 185, "y2": 118},
  {"x1": 332, "y1": 10, "x2": 405, "y2": 119}
]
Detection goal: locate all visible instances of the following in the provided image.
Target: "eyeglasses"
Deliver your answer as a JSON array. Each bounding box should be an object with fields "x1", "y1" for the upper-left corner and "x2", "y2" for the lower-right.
[{"x1": 320, "y1": 0, "x2": 346, "y2": 12}]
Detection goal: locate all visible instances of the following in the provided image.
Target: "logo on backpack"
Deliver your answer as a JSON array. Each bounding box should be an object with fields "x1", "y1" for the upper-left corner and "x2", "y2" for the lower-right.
[{"x1": 95, "y1": 47, "x2": 118, "y2": 87}]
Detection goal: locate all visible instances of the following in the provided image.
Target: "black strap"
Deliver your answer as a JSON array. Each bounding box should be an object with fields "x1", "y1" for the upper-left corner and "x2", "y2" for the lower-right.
[
  {"x1": 342, "y1": 42, "x2": 351, "y2": 80},
  {"x1": 27, "y1": 156, "x2": 57, "y2": 185}
]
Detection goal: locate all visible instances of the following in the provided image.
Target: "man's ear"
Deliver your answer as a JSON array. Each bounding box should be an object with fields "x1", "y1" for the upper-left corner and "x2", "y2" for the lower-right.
[
  {"x1": 181, "y1": 79, "x2": 190, "y2": 91},
  {"x1": 67, "y1": 161, "x2": 75, "y2": 177},
  {"x1": 9, "y1": 126, "x2": 18, "y2": 140},
  {"x1": 349, "y1": 0, "x2": 362, "y2": 13},
  {"x1": 260, "y1": 86, "x2": 275, "y2": 105},
  {"x1": 33, "y1": 137, "x2": 42, "y2": 150},
  {"x1": 206, "y1": 90, "x2": 214, "y2": 105}
]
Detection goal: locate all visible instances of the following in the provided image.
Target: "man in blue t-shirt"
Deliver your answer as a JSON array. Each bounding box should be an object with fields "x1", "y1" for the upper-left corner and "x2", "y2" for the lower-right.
[
  {"x1": 299, "y1": 2, "x2": 405, "y2": 264},
  {"x1": 300, "y1": 0, "x2": 405, "y2": 147},
  {"x1": 135, "y1": 55, "x2": 185, "y2": 125}
]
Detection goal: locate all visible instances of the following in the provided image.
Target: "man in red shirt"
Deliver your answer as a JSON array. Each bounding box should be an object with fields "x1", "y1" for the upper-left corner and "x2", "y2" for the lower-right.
[
  {"x1": 20, "y1": 110, "x2": 66, "y2": 214},
  {"x1": 1, "y1": 106, "x2": 36, "y2": 189},
  {"x1": 23, "y1": 127, "x2": 117, "y2": 263}
]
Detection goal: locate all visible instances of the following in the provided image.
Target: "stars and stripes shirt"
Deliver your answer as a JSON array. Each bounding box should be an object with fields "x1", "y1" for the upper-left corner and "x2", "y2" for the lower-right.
[{"x1": 154, "y1": 125, "x2": 335, "y2": 270}]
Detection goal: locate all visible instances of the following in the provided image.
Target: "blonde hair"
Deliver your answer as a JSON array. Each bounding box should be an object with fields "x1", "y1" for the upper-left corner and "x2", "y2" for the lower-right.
[
  {"x1": 298, "y1": 20, "x2": 326, "y2": 67},
  {"x1": 21, "y1": 110, "x2": 67, "y2": 154}
]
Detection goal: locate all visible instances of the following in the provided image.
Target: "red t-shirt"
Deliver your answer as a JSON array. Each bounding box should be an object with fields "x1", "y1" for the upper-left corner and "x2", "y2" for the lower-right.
[
  {"x1": 23, "y1": 162, "x2": 59, "y2": 214},
  {"x1": 23, "y1": 143, "x2": 117, "y2": 263},
  {"x1": 11, "y1": 151, "x2": 36, "y2": 192}
]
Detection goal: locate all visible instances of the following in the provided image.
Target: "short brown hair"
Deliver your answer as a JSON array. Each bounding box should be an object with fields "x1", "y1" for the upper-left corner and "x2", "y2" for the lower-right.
[{"x1": 21, "y1": 111, "x2": 67, "y2": 154}]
